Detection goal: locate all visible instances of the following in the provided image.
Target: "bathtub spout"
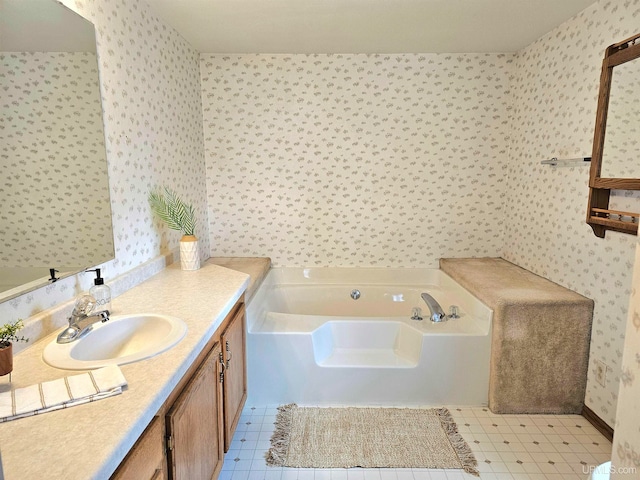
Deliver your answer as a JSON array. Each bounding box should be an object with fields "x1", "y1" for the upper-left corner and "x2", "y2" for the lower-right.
[{"x1": 421, "y1": 293, "x2": 447, "y2": 322}]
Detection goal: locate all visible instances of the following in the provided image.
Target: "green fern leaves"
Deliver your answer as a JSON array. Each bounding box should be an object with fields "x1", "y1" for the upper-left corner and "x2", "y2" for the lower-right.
[
  {"x1": 0, "y1": 319, "x2": 28, "y2": 347},
  {"x1": 149, "y1": 186, "x2": 197, "y2": 237}
]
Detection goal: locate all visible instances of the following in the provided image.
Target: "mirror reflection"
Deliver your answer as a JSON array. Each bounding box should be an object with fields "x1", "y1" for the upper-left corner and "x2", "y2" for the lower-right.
[
  {"x1": 600, "y1": 59, "x2": 640, "y2": 178},
  {"x1": 0, "y1": 0, "x2": 114, "y2": 301}
]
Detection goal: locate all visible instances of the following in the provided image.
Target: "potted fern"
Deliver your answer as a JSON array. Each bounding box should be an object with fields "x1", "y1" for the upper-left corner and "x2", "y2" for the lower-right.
[
  {"x1": 0, "y1": 319, "x2": 28, "y2": 376},
  {"x1": 149, "y1": 186, "x2": 200, "y2": 270}
]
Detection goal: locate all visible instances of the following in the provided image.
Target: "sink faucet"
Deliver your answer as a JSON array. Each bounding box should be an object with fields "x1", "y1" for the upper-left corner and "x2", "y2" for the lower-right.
[
  {"x1": 57, "y1": 295, "x2": 110, "y2": 344},
  {"x1": 421, "y1": 292, "x2": 447, "y2": 322}
]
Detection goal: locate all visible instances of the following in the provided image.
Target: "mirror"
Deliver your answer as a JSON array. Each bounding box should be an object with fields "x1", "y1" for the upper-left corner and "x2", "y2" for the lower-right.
[
  {"x1": 600, "y1": 60, "x2": 640, "y2": 178},
  {"x1": 587, "y1": 33, "x2": 640, "y2": 238},
  {"x1": 0, "y1": 0, "x2": 114, "y2": 301}
]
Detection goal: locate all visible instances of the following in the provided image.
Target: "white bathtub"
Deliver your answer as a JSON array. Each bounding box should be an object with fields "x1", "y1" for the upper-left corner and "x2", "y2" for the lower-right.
[{"x1": 247, "y1": 267, "x2": 493, "y2": 406}]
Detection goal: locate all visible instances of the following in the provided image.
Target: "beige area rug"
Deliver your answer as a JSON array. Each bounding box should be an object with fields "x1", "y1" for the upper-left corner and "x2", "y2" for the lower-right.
[{"x1": 266, "y1": 404, "x2": 479, "y2": 476}]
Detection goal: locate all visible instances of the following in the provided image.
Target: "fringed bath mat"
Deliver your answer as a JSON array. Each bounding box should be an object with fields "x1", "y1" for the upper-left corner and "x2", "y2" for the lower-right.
[{"x1": 266, "y1": 404, "x2": 479, "y2": 476}]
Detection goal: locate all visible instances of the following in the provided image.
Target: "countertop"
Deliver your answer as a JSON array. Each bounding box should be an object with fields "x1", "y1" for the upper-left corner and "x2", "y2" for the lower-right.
[
  {"x1": 0, "y1": 261, "x2": 255, "y2": 480},
  {"x1": 208, "y1": 257, "x2": 271, "y2": 303}
]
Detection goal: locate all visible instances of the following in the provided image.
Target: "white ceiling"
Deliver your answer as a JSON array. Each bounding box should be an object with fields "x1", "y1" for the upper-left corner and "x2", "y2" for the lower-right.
[{"x1": 145, "y1": 0, "x2": 598, "y2": 54}]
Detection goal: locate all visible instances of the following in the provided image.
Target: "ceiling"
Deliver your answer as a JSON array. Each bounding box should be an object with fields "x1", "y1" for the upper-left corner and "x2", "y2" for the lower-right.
[{"x1": 145, "y1": 0, "x2": 598, "y2": 54}]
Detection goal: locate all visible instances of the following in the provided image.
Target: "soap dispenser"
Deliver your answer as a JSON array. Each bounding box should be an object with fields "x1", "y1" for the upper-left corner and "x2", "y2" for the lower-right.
[{"x1": 87, "y1": 268, "x2": 111, "y2": 313}]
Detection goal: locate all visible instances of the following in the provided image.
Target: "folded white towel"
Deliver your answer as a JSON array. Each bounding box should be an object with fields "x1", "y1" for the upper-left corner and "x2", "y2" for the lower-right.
[{"x1": 0, "y1": 365, "x2": 127, "y2": 423}]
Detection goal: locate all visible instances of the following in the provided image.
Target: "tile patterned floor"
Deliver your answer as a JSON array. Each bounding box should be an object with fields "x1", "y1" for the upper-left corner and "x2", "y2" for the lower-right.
[{"x1": 220, "y1": 405, "x2": 612, "y2": 480}]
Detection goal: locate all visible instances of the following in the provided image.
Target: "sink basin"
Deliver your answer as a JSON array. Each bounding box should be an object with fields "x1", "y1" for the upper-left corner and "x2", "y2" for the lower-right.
[{"x1": 43, "y1": 313, "x2": 187, "y2": 370}]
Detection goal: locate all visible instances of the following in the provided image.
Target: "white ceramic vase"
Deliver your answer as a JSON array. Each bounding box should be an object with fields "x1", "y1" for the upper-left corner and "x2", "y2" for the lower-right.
[{"x1": 179, "y1": 235, "x2": 200, "y2": 271}]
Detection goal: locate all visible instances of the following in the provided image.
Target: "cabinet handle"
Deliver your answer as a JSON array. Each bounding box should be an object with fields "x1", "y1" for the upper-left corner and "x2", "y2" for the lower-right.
[
  {"x1": 225, "y1": 340, "x2": 232, "y2": 369},
  {"x1": 219, "y1": 352, "x2": 226, "y2": 373}
]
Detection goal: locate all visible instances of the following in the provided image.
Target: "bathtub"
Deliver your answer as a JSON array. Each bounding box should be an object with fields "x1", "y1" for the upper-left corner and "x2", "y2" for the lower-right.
[{"x1": 246, "y1": 267, "x2": 493, "y2": 406}]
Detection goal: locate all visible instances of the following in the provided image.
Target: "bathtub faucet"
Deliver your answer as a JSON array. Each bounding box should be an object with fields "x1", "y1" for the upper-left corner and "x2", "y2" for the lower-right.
[{"x1": 421, "y1": 293, "x2": 447, "y2": 322}]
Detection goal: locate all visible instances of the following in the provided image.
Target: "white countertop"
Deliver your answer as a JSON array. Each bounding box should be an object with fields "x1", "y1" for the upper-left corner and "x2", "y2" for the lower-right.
[{"x1": 0, "y1": 262, "x2": 249, "y2": 480}]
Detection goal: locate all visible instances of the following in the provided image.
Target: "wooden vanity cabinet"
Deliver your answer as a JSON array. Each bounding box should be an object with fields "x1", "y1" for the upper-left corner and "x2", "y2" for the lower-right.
[
  {"x1": 111, "y1": 416, "x2": 166, "y2": 480},
  {"x1": 111, "y1": 299, "x2": 247, "y2": 480},
  {"x1": 166, "y1": 343, "x2": 224, "y2": 480},
  {"x1": 221, "y1": 305, "x2": 247, "y2": 452}
]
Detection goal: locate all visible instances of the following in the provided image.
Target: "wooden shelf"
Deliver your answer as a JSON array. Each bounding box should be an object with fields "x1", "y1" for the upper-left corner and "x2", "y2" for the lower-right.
[
  {"x1": 586, "y1": 32, "x2": 640, "y2": 238},
  {"x1": 588, "y1": 213, "x2": 639, "y2": 236}
]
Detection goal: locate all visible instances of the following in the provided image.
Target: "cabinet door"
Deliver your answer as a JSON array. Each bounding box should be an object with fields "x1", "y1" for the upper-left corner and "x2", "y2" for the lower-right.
[
  {"x1": 221, "y1": 305, "x2": 247, "y2": 452},
  {"x1": 111, "y1": 416, "x2": 166, "y2": 480},
  {"x1": 166, "y1": 344, "x2": 224, "y2": 480}
]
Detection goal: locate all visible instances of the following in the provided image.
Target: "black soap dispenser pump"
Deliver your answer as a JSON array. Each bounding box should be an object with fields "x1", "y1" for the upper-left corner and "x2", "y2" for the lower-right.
[{"x1": 87, "y1": 268, "x2": 112, "y2": 313}]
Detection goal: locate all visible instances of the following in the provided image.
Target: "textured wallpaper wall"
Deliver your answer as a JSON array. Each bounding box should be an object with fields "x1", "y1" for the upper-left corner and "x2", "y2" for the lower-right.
[
  {"x1": 202, "y1": 0, "x2": 640, "y2": 427},
  {"x1": 0, "y1": 52, "x2": 113, "y2": 270},
  {"x1": 503, "y1": 0, "x2": 640, "y2": 427},
  {"x1": 0, "y1": 0, "x2": 208, "y2": 322},
  {"x1": 611, "y1": 239, "x2": 640, "y2": 477},
  {"x1": 201, "y1": 53, "x2": 513, "y2": 267}
]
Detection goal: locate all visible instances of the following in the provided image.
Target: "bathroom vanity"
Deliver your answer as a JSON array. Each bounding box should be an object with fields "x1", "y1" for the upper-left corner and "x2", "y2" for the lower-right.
[
  {"x1": 0, "y1": 261, "x2": 260, "y2": 479},
  {"x1": 112, "y1": 298, "x2": 246, "y2": 479}
]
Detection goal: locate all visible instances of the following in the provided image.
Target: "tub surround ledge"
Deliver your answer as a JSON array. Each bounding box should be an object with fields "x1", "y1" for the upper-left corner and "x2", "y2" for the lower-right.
[
  {"x1": 0, "y1": 261, "x2": 253, "y2": 480},
  {"x1": 440, "y1": 257, "x2": 594, "y2": 415},
  {"x1": 209, "y1": 257, "x2": 271, "y2": 303}
]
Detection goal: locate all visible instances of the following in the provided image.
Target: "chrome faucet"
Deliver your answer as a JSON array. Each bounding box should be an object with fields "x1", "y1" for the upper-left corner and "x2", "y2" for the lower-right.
[
  {"x1": 421, "y1": 293, "x2": 447, "y2": 322},
  {"x1": 57, "y1": 295, "x2": 110, "y2": 344}
]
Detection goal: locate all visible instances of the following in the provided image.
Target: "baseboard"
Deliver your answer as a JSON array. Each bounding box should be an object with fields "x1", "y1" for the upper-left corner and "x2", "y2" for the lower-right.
[{"x1": 582, "y1": 405, "x2": 614, "y2": 442}]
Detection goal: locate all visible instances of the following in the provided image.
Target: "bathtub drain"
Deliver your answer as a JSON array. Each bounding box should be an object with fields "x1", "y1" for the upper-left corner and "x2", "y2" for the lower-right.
[{"x1": 350, "y1": 289, "x2": 361, "y2": 300}]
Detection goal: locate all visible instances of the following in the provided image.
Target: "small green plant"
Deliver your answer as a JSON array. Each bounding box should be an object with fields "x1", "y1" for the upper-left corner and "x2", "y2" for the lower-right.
[
  {"x1": 0, "y1": 319, "x2": 28, "y2": 348},
  {"x1": 149, "y1": 186, "x2": 197, "y2": 236}
]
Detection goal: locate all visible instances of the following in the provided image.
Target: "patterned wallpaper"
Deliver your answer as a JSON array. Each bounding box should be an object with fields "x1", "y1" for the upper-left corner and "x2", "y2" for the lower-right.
[
  {"x1": 0, "y1": 52, "x2": 113, "y2": 270},
  {"x1": 611, "y1": 240, "x2": 640, "y2": 477},
  {"x1": 502, "y1": 0, "x2": 640, "y2": 427},
  {"x1": 202, "y1": 0, "x2": 640, "y2": 428},
  {"x1": 201, "y1": 53, "x2": 513, "y2": 267},
  {"x1": 0, "y1": 0, "x2": 209, "y2": 322}
]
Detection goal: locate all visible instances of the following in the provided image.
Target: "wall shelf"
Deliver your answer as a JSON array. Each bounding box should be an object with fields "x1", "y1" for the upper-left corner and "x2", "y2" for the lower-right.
[{"x1": 586, "y1": 32, "x2": 640, "y2": 238}]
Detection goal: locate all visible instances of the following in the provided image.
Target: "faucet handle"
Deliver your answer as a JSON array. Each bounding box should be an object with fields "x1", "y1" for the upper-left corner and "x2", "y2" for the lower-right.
[
  {"x1": 71, "y1": 295, "x2": 96, "y2": 318},
  {"x1": 411, "y1": 307, "x2": 423, "y2": 321}
]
